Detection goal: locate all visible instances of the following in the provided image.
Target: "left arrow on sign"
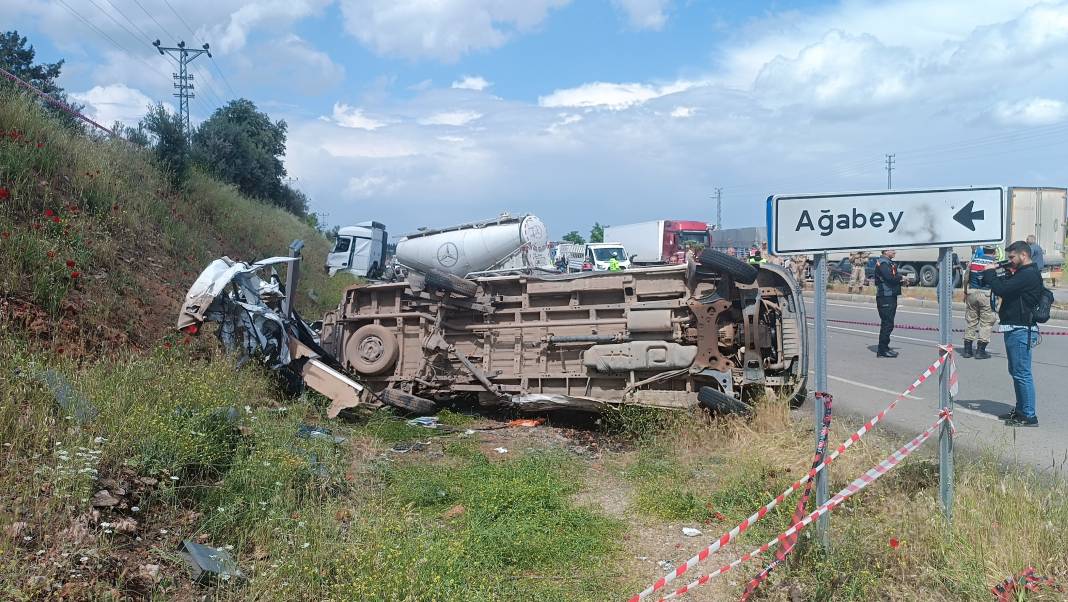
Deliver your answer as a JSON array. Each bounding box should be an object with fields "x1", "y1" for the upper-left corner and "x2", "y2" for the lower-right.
[{"x1": 952, "y1": 200, "x2": 985, "y2": 232}]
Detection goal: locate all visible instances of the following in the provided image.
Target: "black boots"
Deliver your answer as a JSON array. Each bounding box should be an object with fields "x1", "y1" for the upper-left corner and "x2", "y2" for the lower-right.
[
  {"x1": 975, "y1": 341, "x2": 991, "y2": 360},
  {"x1": 962, "y1": 340, "x2": 974, "y2": 358}
]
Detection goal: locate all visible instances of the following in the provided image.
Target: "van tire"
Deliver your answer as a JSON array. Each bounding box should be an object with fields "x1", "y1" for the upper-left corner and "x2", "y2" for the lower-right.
[
  {"x1": 378, "y1": 389, "x2": 437, "y2": 414},
  {"x1": 425, "y1": 269, "x2": 479, "y2": 297},
  {"x1": 698, "y1": 249, "x2": 759, "y2": 284},
  {"x1": 697, "y1": 386, "x2": 753, "y2": 416},
  {"x1": 346, "y1": 324, "x2": 399, "y2": 376}
]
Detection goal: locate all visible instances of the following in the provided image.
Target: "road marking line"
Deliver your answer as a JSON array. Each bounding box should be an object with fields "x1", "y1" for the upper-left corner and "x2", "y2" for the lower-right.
[
  {"x1": 806, "y1": 322, "x2": 938, "y2": 344},
  {"x1": 808, "y1": 371, "x2": 923, "y2": 400},
  {"x1": 806, "y1": 300, "x2": 1068, "y2": 329},
  {"x1": 952, "y1": 406, "x2": 999, "y2": 421}
]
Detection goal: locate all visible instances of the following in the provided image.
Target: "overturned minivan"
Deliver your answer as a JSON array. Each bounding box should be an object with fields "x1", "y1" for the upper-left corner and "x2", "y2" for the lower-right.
[{"x1": 316, "y1": 249, "x2": 806, "y2": 414}]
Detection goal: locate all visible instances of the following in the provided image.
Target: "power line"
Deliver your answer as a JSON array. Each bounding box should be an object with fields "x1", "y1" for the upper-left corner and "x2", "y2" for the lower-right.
[
  {"x1": 101, "y1": 0, "x2": 155, "y2": 43},
  {"x1": 162, "y1": 0, "x2": 200, "y2": 40},
  {"x1": 56, "y1": 0, "x2": 166, "y2": 76},
  {"x1": 131, "y1": 0, "x2": 176, "y2": 40},
  {"x1": 154, "y1": 0, "x2": 232, "y2": 106}
]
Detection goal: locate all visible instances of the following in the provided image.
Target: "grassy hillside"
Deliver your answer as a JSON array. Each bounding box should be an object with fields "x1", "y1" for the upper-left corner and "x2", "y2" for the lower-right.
[{"x1": 0, "y1": 90, "x2": 351, "y2": 355}]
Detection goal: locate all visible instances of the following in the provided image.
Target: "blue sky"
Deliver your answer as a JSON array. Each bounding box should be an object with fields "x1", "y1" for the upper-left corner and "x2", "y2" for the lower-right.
[{"x1": 7, "y1": 1, "x2": 1068, "y2": 240}]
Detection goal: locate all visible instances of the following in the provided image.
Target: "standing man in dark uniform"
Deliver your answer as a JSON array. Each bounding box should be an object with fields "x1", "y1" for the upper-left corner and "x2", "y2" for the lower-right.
[{"x1": 873, "y1": 249, "x2": 905, "y2": 357}]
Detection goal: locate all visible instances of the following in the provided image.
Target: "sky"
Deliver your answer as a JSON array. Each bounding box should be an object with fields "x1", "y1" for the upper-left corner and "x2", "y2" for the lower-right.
[{"x1": 6, "y1": 0, "x2": 1068, "y2": 240}]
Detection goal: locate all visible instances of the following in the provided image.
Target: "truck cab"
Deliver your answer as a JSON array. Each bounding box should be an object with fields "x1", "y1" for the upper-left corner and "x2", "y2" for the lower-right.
[{"x1": 326, "y1": 221, "x2": 388, "y2": 278}]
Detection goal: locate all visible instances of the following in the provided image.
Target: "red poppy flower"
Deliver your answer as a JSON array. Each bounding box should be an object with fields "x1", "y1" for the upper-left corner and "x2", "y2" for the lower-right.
[
  {"x1": 163, "y1": 342, "x2": 172, "y2": 349},
  {"x1": 44, "y1": 209, "x2": 54, "y2": 217},
  {"x1": 69, "y1": 271, "x2": 80, "y2": 279},
  {"x1": 889, "y1": 538, "x2": 900, "y2": 549},
  {"x1": 1, "y1": 231, "x2": 10, "y2": 240},
  {"x1": 51, "y1": 216, "x2": 60, "y2": 223},
  {"x1": 36, "y1": 142, "x2": 43, "y2": 149},
  {"x1": 65, "y1": 259, "x2": 75, "y2": 268},
  {"x1": 0, "y1": 187, "x2": 9, "y2": 200},
  {"x1": 47, "y1": 250, "x2": 56, "y2": 259},
  {"x1": 56, "y1": 347, "x2": 64, "y2": 355}
]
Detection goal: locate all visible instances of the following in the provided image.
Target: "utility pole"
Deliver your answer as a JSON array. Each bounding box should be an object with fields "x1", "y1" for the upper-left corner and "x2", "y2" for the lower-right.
[
  {"x1": 713, "y1": 187, "x2": 723, "y2": 230},
  {"x1": 885, "y1": 153, "x2": 895, "y2": 189},
  {"x1": 153, "y1": 39, "x2": 211, "y2": 143}
]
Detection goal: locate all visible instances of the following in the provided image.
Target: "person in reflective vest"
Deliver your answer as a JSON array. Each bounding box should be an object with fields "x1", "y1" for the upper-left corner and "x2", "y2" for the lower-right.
[{"x1": 608, "y1": 253, "x2": 622, "y2": 271}]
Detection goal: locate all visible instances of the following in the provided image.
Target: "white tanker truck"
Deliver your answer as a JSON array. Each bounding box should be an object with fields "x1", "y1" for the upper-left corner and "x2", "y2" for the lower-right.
[{"x1": 394, "y1": 213, "x2": 554, "y2": 279}]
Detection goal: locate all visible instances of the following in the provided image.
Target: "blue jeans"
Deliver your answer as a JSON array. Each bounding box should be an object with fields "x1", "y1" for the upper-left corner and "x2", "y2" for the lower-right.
[{"x1": 1003, "y1": 328, "x2": 1038, "y2": 418}]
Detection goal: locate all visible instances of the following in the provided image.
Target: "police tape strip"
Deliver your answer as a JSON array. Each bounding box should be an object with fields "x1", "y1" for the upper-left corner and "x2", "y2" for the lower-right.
[
  {"x1": 738, "y1": 393, "x2": 833, "y2": 602},
  {"x1": 657, "y1": 409, "x2": 953, "y2": 602},
  {"x1": 628, "y1": 348, "x2": 952, "y2": 602},
  {"x1": 808, "y1": 316, "x2": 1068, "y2": 335}
]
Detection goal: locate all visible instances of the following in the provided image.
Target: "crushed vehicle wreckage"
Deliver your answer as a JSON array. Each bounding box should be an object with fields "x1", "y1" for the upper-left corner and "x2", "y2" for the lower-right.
[{"x1": 177, "y1": 248, "x2": 807, "y2": 417}]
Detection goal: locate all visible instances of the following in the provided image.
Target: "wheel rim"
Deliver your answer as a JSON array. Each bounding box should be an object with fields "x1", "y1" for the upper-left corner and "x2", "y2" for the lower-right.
[{"x1": 357, "y1": 336, "x2": 384, "y2": 363}]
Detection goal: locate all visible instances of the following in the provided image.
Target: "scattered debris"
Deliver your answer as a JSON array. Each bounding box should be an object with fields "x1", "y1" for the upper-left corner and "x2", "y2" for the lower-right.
[
  {"x1": 507, "y1": 418, "x2": 545, "y2": 428},
  {"x1": 111, "y1": 518, "x2": 138, "y2": 533},
  {"x1": 138, "y1": 564, "x2": 160, "y2": 584},
  {"x1": 493, "y1": 447, "x2": 509, "y2": 454},
  {"x1": 39, "y1": 369, "x2": 98, "y2": 423},
  {"x1": 179, "y1": 539, "x2": 245, "y2": 584},
  {"x1": 406, "y1": 416, "x2": 441, "y2": 429},
  {"x1": 5, "y1": 521, "x2": 28, "y2": 539},
  {"x1": 90, "y1": 490, "x2": 120, "y2": 508},
  {"x1": 681, "y1": 527, "x2": 702, "y2": 537},
  {"x1": 442, "y1": 504, "x2": 467, "y2": 520},
  {"x1": 296, "y1": 423, "x2": 346, "y2": 444},
  {"x1": 389, "y1": 441, "x2": 430, "y2": 454}
]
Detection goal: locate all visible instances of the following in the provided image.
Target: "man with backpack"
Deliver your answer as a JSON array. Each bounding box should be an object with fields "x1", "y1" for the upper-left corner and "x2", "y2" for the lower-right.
[{"x1": 983, "y1": 240, "x2": 1052, "y2": 427}]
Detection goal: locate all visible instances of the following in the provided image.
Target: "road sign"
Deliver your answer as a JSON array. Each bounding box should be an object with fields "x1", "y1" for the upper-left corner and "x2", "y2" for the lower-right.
[{"x1": 767, "y1": 187, "x2": 1004, "y2": 254}]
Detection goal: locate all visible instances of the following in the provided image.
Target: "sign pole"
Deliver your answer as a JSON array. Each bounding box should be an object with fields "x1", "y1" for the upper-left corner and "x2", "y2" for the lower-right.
[
  {"x1": 937, "y1": 247, "x2": 954, "y2": 522},
  {"x1": 812, "y1": 252, "x2": 830, "y2": 546}
]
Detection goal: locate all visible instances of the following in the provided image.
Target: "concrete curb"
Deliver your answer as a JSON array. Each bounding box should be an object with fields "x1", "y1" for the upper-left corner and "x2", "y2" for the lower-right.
[{"x1": 801, "y1": 291, "x2": 1068, "y2": 321}]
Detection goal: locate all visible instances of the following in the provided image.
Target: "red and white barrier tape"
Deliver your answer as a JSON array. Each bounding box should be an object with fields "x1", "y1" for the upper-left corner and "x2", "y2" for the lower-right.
[
  {"x1": 628, "y1": 347, "x2": 952, "y2": 601},
  {"x1": 808, "y1": 316, "x2": 1068, "y2": 335},
  {"x1": 657, "y1": 410, "x2": 951, "y2": 601},
  {"x1": 738, "y1": 393, "x2": 833, "y2": 601}
]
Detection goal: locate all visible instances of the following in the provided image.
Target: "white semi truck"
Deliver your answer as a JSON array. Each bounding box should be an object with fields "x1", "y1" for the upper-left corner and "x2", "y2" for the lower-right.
[{"x1": 326, "y1": 221, "x2": 388, "y2": 278}]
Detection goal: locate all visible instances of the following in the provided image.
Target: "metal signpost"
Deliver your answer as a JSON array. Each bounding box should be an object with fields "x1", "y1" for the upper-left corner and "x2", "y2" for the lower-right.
[{"x1": 768, "y1": 187, "x2": 1005, "y2": 531}]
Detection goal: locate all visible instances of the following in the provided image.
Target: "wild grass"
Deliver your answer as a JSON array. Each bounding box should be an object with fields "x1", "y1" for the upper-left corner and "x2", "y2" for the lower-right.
[{"x1": 0, "y1": 88, "x2": 352, "y2": 350}]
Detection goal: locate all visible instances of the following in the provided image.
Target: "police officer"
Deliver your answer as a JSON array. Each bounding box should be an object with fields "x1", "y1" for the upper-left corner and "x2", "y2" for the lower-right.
[{"x1": 873, "y1": 249, "x2": 906, "y2": 358}]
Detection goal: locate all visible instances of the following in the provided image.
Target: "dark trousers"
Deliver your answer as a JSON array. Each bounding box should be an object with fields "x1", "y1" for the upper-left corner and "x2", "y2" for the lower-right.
[{"x1": 876, "y1": 295, "x2": 898, "y2": 352}]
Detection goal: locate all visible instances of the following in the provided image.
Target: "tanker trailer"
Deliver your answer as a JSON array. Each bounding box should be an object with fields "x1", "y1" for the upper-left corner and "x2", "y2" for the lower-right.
[
  {"x1": 318, "y1": 248, "x2": 807, "y2": 415},
  {"x1": 395, "y1": 213, "x2": 553, "y2": 279}
]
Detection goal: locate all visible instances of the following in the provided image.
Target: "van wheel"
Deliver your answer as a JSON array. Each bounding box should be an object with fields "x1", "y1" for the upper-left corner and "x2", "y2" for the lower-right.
[
  {"x1": 697, "y1": 386, "x2": 753, "y2": 416},
  {"x1": 378, "y1": 389, "x2": 437, "y2": 414},
  {"x1": 345, "y1": 324, "x2": 399, "y2": 375},
  {"x1": 697, "y1": 249, "x2": 759, "y2": 284}
]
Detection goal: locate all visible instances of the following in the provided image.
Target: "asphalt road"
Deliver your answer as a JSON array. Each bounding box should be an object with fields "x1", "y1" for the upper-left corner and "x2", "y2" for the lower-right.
[{"x1": 801, "y1": 297, "x2": 1068, "y2": 475}]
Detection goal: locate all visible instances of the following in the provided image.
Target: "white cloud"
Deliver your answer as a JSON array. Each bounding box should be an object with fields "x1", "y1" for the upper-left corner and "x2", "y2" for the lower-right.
[
  {"x1": 345, "y1": 172, "x2": 401, "y2": 198},
  {"x1": 539, "y1": 80, "x2": 697, "y2": 110},
  {"x1": 338, "y1": 0, "x2": 571, "y2": 61},
  {"x1": 612, "y1": 0, "x2": 671, "y2": 31},
  {"x1": 207, "y1": 1, "x2": 334, "y2": 53},
  {"x1": 259, "y1": 34, "x2": 344, "y2": 95},
  {"x1": 70, "y1": 84, "x2": 158, "y2": 127},
  {"x1": 991, "y1": 97, "x2": 1068, "y2": 126},
  {"x1": 452, "y1": 75, "x2": 492, "y2": 91},
  {"x1": 752, "y1": 31, "x2": 916, "y2": 113},
  {"x1": 670, "y1": 106, "x2": 695, "y2": 118},
  {"x1": 419, "y1": 110, "x2": 483, "y2": 126},
  {"x1": 331, "y1": 103, "x2": 386, "y2": 130}
]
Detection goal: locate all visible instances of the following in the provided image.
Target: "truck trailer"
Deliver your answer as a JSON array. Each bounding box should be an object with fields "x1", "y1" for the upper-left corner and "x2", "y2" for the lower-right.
[{"x1": 605, "y1": 220, "x2": 711, "y2": 265}]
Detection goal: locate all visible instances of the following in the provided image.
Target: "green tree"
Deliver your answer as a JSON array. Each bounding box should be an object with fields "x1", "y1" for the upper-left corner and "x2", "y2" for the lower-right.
[
  {"x1": 590, "y1": 222, "x2": 606, "y2": 243},
  {"x1": 140, "y1": 103, "x2": 189, "y2": 186},
  {"x1": 562, "y1": 231, "x2": 585, "y2": 245},
  {"x1": 0, "y1": 30, "x2": 84, "y2": 130},
  {"x1": 192, "y1": 99, "x2": 289, "y2": 206}
]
